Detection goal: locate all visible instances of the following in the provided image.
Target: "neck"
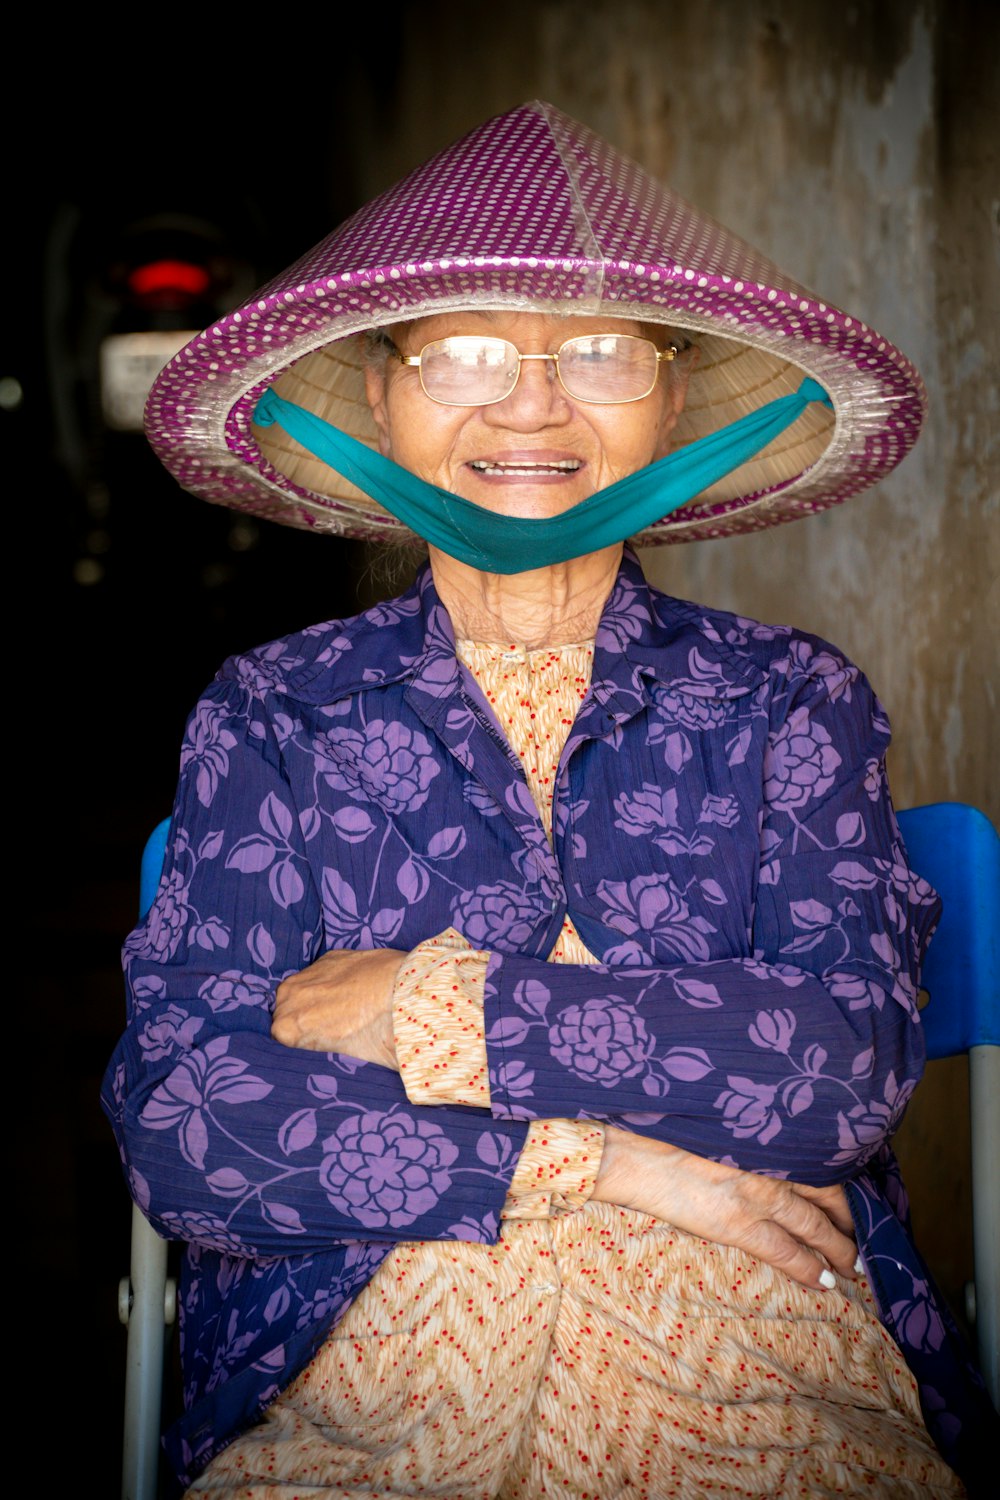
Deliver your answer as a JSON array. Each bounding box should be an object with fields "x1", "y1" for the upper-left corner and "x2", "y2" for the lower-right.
[{"x1": 428, "y1": 542, "x2": 623, "y2": 648}]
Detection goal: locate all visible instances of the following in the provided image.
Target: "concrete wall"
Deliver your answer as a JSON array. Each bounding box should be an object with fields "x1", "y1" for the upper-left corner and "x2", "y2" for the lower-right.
[{"x1": 342, "y1": 0, "x2": 997, "y2": 1321}]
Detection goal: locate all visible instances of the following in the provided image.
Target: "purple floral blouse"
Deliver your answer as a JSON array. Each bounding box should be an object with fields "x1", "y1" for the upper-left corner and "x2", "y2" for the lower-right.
[{"x1": 102, "y1": 551, "x2": 993, "y2": 1488}]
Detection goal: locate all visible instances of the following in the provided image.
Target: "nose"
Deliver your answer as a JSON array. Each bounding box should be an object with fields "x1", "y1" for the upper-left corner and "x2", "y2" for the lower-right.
[{"x1": 481, "y1": 354, "x2": 572, "y2": 430}]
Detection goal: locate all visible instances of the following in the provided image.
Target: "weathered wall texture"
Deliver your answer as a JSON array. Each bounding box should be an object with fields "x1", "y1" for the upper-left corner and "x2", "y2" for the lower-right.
[{"x1": 341, "y1": 1, "x2": 996, "y2": 1317}]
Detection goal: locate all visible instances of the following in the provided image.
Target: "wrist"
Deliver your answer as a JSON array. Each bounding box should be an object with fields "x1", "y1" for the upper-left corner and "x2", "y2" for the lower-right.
[
  {"x1": 592, "y1": 1125, "x2": 642, "y2": 1206},
  {"x1": 593, "y1": 1127, "x2": 689, "y2": 1210}
]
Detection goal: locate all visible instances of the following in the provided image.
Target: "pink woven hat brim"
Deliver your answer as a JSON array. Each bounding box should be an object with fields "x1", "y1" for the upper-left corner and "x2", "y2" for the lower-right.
[{"x1": 145, "y1": 101, "x2": 925, "y2": 546}]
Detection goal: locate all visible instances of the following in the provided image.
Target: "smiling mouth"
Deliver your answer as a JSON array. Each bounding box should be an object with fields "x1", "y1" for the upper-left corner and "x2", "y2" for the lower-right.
[{"x1": 469, "y1": 459, "x2": 583, "y2": 477}]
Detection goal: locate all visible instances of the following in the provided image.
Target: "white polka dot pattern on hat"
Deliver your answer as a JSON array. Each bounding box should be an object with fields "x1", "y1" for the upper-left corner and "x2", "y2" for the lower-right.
[{"x1": 145, "y1": 101, "x2": 924, "y2": 546}]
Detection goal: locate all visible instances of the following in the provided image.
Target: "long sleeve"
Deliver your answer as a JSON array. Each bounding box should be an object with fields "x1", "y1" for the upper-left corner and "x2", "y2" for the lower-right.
[
  {"x1": 392, "y1": 928, "x2": 604, "y2": 1216},
  {"x1": 102, "y1": 676, "x2": 529, "y2": 1258},
  {"x1": 479, "y1": 654, "x2": 937, "y2": 1184},
  {"x1": 391, "y1": 648, "x2": 938, "y2": 1187}
]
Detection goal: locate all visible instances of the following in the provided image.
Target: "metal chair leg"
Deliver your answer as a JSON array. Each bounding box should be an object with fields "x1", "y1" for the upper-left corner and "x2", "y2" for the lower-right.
[
  {"x1": 120, "y1": 1203, "x2": 176, "y2": 1500},
  {"x1": 970, "y1": 1043, "x2": 1000, "y2": 1409}
]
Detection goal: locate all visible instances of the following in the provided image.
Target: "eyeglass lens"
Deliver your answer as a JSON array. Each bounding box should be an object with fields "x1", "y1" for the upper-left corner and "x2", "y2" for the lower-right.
[{"x1": 416, "y1": 335, "x2": 660, "y2": 405}]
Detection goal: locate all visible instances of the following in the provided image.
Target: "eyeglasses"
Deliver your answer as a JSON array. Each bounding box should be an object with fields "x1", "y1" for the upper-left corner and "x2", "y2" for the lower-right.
[{"x1": 395, "y1": 333, "x2": 678, "y2": 407}]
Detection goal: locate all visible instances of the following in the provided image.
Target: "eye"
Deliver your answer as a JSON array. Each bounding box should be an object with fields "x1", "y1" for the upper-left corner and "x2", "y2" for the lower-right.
[
  {"x1": 564, "y1": 336, "x2": 619, "y2": 364},
  {"x1": 558, "y1": 335, "x2": 659, "y2": 403}
]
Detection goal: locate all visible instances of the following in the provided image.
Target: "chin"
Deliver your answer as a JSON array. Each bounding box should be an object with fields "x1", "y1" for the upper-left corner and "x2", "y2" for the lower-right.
[{"x1": 461, "y1": 482, "x2": 593, "y2": 518}]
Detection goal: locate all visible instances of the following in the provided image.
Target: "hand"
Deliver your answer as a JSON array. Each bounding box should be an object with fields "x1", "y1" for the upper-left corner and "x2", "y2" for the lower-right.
[
  {"x1": 593, "y1": 1126, "x2": 857, "y2": 1292},
  {"x1": 271, "y1": 948, "x2": 406, "y2": 1068}
]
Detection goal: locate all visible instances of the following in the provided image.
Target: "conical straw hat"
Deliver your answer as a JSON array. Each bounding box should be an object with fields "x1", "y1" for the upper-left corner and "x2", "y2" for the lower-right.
[{"x1": 145, "y1": 100, "x2": 924, "y2": 546}]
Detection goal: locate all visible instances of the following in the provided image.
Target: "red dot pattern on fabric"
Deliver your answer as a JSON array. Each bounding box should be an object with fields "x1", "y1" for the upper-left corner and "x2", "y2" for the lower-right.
[
  {"x1": 192, "y1": 1214, "x2": 960, "y2": 1498},
  {"x1": 191, "y1": 647, "x2": 961, "y2": 1498}
]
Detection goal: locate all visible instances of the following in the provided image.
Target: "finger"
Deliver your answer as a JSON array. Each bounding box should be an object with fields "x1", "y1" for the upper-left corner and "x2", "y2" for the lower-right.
[
  {"x1": 736, "y1": 1218, "x2": 848, "y2": 1291},
  {"x1": 794, "y1": 1182, "x2": 855, "y2": 1238},
  {"x1": 272, "y1": 979, "x2": 337, "y2": 1046},
  {"x1": 767, "y1": 1188, "x2": 858, "y2": 1278},
  {"x1": 272, "y1": 1011, "x2": 345, "y2": 1051},
  {"x1": 272, "y1": 983, "x2": 305, "y2": 1037},
  {"x1": 271, "y1": 1004, "x2": 313, "y2": 1047}
]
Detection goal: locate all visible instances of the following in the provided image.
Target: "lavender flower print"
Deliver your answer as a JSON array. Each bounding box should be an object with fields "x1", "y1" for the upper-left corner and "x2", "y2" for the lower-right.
[
  {"x1": 319, "y1": 1110, "x2": 460, "y2": 1229},
  {"x1": 826, "y1": 971, "x2": 888, "y2": 1013},
  {"x1": 199, "y1": 970, "x2": 273, "y2": 1014},
  {"x1": 139, "y1": 1036, "x2": 273, "y2": 1170},
  {"x1": 787, "y1": 640, "x2": 854, "y2": 704},
  {"x1": 654, "y1": 688, "x2": 728, "y2": 731},
  {"x1": 596, "y1": 873, "x2": 713, "y2": 961},
  {"x1": 138, "y1": 1005, "x2": 205, "y2": 1062},
  {"x1": 613, "y1": 785, "x2": 678, "y2": 836},
  {"x1": 715, "y1": 1076, "x2": 782, "y2": 1146},
  {"x1": 698, "y1": 794, "x2": 740, "y2": 827},
  {"x1": 319, "y1": 720, "x2": 440, "y2": 813},
  {"x1": 890, "y1": 1282, "x2": 946, "y2": 1354},
  {"x1": 833, "y1": 1070, "x2": 916, "y2": 1164},
  {"x1": 494, "y1": 1059, "x2": 535, "y2": 1097},
  {"x1": 549, "y1": 997, "x2": 654, "y2": 1084},
  {"x1": 104, "y1": 557, "x2": 986, "y2": 1485},
  {"x1": 130, "y1": 973, "x2": 167, "y2": 1014},
  {"x1": 748, "y1": 1008, "x2": 796, "y2": 1053},
  {"x1": 763, "y1": 706, "x2": 842, "y2": 811},
  {"x1": 180, "y1": 699, "x2": 239, "y2": 808},
  {"x1": 863, "y1": 758, "x2": 883, "y2": 800},
  {"x1": 143, "y1": 870, "x2": 192, "y2": 960},
  {"x1": 156, "y1": 1210, "x2": 250, "y2": 1258},
  {"x1": 453, "y1": 880, "x2": 539, "y2": 948}
]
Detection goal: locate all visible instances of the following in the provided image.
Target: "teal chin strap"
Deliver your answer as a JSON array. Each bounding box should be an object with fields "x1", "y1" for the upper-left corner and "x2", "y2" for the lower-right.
[{"x1": 254, "y1": 378, "x2": 832, "y2": 574}]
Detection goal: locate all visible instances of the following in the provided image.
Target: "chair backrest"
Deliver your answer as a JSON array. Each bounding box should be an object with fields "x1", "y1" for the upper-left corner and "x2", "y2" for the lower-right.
[
  {"x1": 139, "y1": 817, "x2": 172, "y2": 921},
  {"x1": 897, "y1": 800, "x2": 1000, "y2": 1408},
  {"x1": 896, "y1": 802, "x2": 1000, "y2": 1059}
]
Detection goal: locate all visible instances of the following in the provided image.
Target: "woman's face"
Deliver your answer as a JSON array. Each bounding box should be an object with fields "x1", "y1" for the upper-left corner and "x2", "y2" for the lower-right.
[{"x1": 364, "y1": 311, "x2": 691, "y2": 519}]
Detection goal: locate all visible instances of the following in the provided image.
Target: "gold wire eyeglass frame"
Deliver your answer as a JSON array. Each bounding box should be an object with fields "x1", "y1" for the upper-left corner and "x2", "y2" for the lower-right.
[{"x1": 395, "y1": 334, "x2": 679, "y2": 407}]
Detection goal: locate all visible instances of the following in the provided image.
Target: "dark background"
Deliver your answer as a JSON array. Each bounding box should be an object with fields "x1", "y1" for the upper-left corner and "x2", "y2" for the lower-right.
[{"x1": 15, "y1": 29, "x2": 406, "y2": 1489}]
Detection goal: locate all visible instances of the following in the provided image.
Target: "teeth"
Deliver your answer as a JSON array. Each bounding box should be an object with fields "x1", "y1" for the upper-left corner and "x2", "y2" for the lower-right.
[{"x1": 471, "y1": 460, "x2": 581, "y2": 474}]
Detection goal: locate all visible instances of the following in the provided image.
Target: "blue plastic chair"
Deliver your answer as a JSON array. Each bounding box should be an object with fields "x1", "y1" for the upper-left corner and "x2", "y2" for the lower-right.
[{"x1": 896, "y1": 802, "x2": 1000, "y2": 1406}]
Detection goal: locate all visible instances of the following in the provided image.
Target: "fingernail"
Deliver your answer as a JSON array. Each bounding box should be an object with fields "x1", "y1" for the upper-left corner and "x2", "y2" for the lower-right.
[
  {"x1": 854, "y1": 1255, "x2": 864, "y2": 1275},
  {"x1": 819, "y1": 1269, "x2": 837, "y2": 1290}
]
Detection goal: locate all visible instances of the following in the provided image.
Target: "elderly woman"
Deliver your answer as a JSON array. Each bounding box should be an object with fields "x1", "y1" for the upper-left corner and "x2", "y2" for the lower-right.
[{"x1": 103, "y1": 103, "x2": 991, "y2": 1497}]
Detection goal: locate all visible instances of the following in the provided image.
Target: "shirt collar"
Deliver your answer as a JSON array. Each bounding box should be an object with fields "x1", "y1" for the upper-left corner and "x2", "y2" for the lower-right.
[
  {"x1": 591, "y1": 548, "x2": 766, "y2": 716},
  {"x1": 269, "y1": 548, "x2": 765, "y2": 709}
]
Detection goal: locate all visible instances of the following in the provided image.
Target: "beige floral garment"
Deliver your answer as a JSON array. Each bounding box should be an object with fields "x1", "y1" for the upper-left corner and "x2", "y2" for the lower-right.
[{"x1": 192, "y1": 642, "x2": 962, "y2": 1499}]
